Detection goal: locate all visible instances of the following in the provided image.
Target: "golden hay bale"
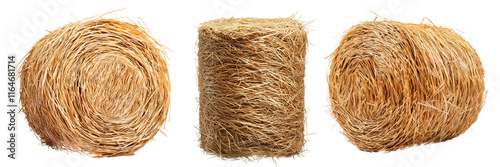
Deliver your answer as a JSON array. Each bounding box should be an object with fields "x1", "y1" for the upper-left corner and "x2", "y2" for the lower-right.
[
  {"x1": 20, "y1": 19, "x2": 170, "y2": 157},
  {"x1": 197, "y1": 17, "x2": 307, "y2": 158},
  {"x1": 328, "y1": 21, "x2": 485, "y2": 152}
]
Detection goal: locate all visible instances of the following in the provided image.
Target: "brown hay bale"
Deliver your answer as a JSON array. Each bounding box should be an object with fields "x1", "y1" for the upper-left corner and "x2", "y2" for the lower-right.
[
  {"x1": 197, "y1": 17, "x2": 307, "y2": 158},
  {"x1": 328, "y1": 21, "x2": 485, "y2": 152},
  {"x1": 19, "y1": 19, "x2": 170, "y2": 157}
]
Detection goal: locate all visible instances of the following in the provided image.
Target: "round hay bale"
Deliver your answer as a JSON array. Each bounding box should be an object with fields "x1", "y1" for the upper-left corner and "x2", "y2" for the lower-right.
[
  {"x1": 19, "y1": 19, "x2": 170, "y2": 157},
  {"x1": 328, "y1": 21, "x2": 485, "y2": 152},
  {"x1": 197, "y1": 17, "x2": 307, "y2": 158}
]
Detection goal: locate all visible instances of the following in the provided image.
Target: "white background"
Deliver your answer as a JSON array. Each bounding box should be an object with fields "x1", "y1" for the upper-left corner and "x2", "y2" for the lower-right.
[{"x1": 1, "y1": 0, "x2": 499, "y2": 166}]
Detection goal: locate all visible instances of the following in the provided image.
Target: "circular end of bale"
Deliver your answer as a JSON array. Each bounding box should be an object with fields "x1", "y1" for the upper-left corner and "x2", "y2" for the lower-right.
[
  {"x1": 20, "y1": 19, "x2": 170, "y2": 157},
  {"x1": 328, "y1": 21, "x2": 485, "y2": 152},
  {"x1": 198, "y1": 17, "x2": 308, "y2": 159}
]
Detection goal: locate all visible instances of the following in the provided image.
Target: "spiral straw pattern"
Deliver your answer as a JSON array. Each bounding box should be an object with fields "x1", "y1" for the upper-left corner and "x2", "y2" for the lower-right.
[
  {"x1": 20, "y1": 19, "x2": 170, "y2": 157},
  {"x1": 328, "y1": 21, "x2": 485, "y2": 152}
]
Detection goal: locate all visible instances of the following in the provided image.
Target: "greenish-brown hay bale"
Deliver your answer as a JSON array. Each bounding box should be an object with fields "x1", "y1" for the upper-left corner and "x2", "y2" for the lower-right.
[{"x1": 198, "y1": 17, "x2": 308, "y2": 159}]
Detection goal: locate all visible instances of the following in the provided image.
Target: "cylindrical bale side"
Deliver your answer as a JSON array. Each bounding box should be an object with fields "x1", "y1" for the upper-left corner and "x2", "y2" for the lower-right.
[{"x1": 198, "y1": 17, "x2": 308, "y2": 158}]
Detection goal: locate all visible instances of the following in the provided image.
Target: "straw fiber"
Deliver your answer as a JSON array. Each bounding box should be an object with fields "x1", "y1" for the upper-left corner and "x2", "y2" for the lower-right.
[
  {"x1": 198, "y1": 17, "x2": 307, "y2": 158},
  {"x1": 20, "y1": 19, "x2": 170, "y2": 157},
  {"x1": 328, "y1": 21, "x2": 485, "y2": 152}
]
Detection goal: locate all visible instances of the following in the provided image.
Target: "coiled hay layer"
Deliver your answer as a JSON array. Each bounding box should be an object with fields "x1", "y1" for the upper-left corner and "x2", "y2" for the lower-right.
[
  {"x1": 20, "y1": 19, "x2": 170, "y2": 157},
  {"x1": 198, "y1": 17, "x2": 307, "y2": 158},
  {"x1": 328, "y1": 21, "x2": 485, "y2": 152}
]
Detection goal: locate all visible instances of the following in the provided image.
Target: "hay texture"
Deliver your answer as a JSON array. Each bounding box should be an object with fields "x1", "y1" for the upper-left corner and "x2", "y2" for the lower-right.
[
  {"x1": 20, "y1": 19, "x2": 170, "y2": 157},
  {"x1": 328, "y1": 21, "x2": 485, "y2": 152},
  {"x1": 198, "y1": 17, "x2": 307, "y2": 158}
]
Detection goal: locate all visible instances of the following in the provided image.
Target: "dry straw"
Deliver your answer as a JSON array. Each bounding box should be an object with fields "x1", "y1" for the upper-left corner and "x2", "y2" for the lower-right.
[
  {"x1": 198, "y1": 17, "x2": 308, "y2": 158},
  {"x1": 20, "y1": 19, "x2": 170, "y2": 157},
  {"x1": 328, "y1": 20, "x2": 485, "y2": 152}
]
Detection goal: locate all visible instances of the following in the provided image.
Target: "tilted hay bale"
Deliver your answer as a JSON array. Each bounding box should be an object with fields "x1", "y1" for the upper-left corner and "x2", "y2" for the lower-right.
[
  {"x1": 328, "y1": 21, "x2": 485, "y2": 152},
  {"x1": 198, "y1": 17, "x2": 308, "y2": 158},
  {"x1": 20, "y1": 19, "x2": 170, "y2": 157}
]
